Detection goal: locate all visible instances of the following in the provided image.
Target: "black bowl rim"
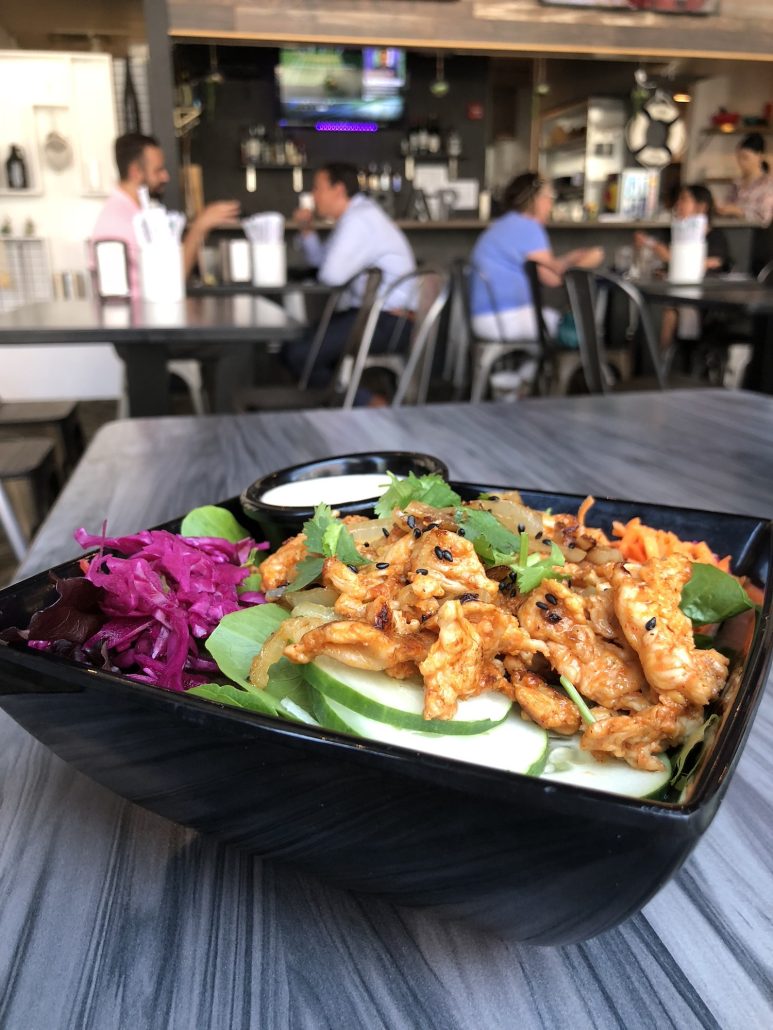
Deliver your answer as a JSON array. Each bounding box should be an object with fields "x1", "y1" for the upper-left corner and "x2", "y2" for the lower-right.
[
  {"x1": 240, "y1": 450, "x2": 449, "y2": 517},
  {"x1": 1, "y1": 482, "x2": 771, "y2": 825}
]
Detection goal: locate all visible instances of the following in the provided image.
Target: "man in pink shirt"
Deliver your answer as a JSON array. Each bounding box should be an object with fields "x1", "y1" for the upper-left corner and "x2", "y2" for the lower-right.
[{"x1": 91, "y1": 133, "x2": 239, "y2": 297}]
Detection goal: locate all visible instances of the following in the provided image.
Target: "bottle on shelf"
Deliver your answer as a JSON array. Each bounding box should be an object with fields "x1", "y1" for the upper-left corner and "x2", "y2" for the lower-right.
[{"x1": 6, "y1": 145, "x2": 29, "y2": 190}]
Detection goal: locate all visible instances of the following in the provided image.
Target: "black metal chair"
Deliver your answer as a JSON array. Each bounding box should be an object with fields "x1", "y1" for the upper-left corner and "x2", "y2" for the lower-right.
[
  {"x1": 451, "y1": 259, "x2": 542, "y2": 402},
  {"x1": 344, "y1": 267, "x2": 451, "y2": 407},
  {"x1": 0, "y1": 436, "x2": 62, "y2": 561},
  {"x1": 234, "y1": 268, "x2": 383, "y2": 413},
  {"x1": 564, "y1": 268, "x2": 667, "y2": 394},
  {"x1": 0, "y1": 398, "x2": 83, "y2": 477}
]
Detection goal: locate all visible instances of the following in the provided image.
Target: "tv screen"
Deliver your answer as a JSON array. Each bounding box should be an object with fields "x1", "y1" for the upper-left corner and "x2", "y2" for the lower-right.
[{"x1": 276, "y1": 46, "x2": 406, "y2": 125}]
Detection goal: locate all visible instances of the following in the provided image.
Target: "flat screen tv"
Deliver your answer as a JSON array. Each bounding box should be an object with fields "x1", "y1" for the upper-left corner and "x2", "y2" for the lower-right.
[{"x1": 276, "y1": 46, "x2": 406, "y2": 125}]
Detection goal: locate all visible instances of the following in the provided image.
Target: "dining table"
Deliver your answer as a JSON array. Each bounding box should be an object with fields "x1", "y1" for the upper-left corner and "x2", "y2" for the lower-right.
[
  {"x1": 0, "y1": 296, "x2": 304, "y2": 417},
  {"x1": 1, "y1": 389, "x2": 771, "y2": 1029},
  {"x1": 638, "y1": 276, "x2": 773, "y2": 391}
]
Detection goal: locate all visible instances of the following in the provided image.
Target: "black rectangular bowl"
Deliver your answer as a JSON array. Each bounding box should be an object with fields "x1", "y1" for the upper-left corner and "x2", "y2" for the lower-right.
[{"x1": 0, "y1": 485, "x2": 771, "y2": 945}]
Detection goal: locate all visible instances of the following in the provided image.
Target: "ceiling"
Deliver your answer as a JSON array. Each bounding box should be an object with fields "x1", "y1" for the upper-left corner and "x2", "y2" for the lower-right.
[{"x1": 0, "y1": 0, "x2": 145, "y2": 53}]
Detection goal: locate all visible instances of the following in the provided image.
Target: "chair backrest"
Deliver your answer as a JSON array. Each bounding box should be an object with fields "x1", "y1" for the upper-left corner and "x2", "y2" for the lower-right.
[
  {"x1": 453, "y1": 259, "x2": 510, "y2": 345},
  {"x1": 341, "y1": 267, "x2": 449, "y2": 408},
  {"x1": 298, "y1": 267, "x2": 381, "y2": 389},
  {"x1": 392, "y1": 270, "x2": 451, "y2": 406},
  {"x1": 523, "y1": 259, "x2": 556, "y2": 355},
  {"x1": 325, "y1": 267, "x2": 383, "y2": 406},
  {"x1": 758, "y1": 259, "x2": 773, "y2": 285},
  {"x1": 564, "y1": 268, "x2": 666, "y2": 394}
]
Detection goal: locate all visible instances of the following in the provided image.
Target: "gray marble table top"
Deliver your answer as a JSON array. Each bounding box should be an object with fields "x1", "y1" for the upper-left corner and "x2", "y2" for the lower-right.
[{"x1": 1, "y1": 389, "x2": 772, "y2": 1029}]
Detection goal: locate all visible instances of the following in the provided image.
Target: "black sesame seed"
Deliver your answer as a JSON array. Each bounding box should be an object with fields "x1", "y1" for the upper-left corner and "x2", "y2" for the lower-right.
[
  {"x1": 547, "y1": 611, "x2": 562, "y2": 624},
  {"x1": 363, "y1": 542, "x2": 370, "y2": 548},
  {"x1": 535, "y1": 600, "x2": 549, "y2": 611},
  {"x1": 645, "y1": 616, "x2": 657, "y2": 631},
  {"x1": 382, "y1": 528, "x2": 389, "y2": 538},
  {"x1": 545, "y1": 592, "x2": 558, "y2": 606},
  {"x1": 459, "y1": 592, "x2": 479, "y2": 604},
  {"x1": 566, "y1": 579, "x2": 572, "y2": 589},
  {"x1": 407, "y1": 514, "x2": 416, "y2": 529},
  {"x1": 420, "y1": 613, "x2": 431, "y2": 623},
  {"x1": 535, "y1": 531, "x2": 543, "y2": 540},
  {"x1": 499, "y1": 580, "x2": 508, "y2": 592},
  {"x1": 416, "y1": 568, "x2": 428, "y2": 575},
  {"x1": 414, "y1": 528, "x2": 422, "y2": 539},
  {"x1": 508, "y1": 570, "x2": 517, "y2": 581},
  {"x1": 488, "y1": 495, "x2": 500, "y2": 502},
  {"x1": 428, "y1": 522, "x2": 440, "y2": 530},
  {"x1": 441, "y1": 549, "x2": 454, "y2": 562},
  {"x1": 457, "y1": 527, "x2": 466, "y2": 536},
  {"x1": 347, "y1": 564, "x2": 359, "y2": 574},
  {"x1": 517, "y1": 523, "x2": 526, "y2": 534},
  {"x1": 376, "y1": 562, "x2": 390, "y2": 570}
]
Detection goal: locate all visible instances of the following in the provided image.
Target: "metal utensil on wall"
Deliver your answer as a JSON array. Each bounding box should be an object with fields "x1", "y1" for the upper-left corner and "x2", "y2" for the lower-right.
[{"x1": 42, "y1": 111, "x2": 73, "y2": 172}]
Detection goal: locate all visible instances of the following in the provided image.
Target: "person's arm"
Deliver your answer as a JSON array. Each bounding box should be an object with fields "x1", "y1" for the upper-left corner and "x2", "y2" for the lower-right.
[
  {"x1": 634, "y1": 231, "x2": 670, "y2": 265},
  {"x1": 181, "y1": 200, "x2": 240, "y2": 278},
  {"x1": 292, "y1": 207, "x2": 326, "y2": 268},
  {"x1": 314, "y1": 207, "x2": 375, "y2": 287},
  {"x1": 527, "y1": 245, "x2": 605, "y2": 287}
]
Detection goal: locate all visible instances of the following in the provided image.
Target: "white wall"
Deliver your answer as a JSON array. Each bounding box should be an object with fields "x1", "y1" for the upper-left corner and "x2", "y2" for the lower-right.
[
  {"x1": 0, "y1": 50, "x2": 123, "y2": 399},
  {"x1": 683, "y1": 65, "x2": 773, "y2": 196}
]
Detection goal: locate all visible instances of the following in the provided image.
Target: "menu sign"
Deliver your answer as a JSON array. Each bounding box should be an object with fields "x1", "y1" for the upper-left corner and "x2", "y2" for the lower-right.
[{"x1": 539, "y1": 0, "x2": 719, "y2": 12}]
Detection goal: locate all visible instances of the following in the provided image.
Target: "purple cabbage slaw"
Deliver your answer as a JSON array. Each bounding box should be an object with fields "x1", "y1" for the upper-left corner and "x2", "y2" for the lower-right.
[{"x1": 29, "y1": 526, "x2": 269, "y2": 692}]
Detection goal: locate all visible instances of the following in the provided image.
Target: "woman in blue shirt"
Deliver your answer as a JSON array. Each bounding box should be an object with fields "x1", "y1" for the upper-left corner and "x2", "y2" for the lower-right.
[{"x1": 471, "y1": 172, "x2": 604, "y2": 342}]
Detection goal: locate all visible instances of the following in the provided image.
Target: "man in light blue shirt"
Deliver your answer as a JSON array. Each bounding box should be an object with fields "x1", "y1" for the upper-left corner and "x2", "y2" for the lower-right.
[{"x1": 284, "y1": 162, "x2": 416, "y2": 399}]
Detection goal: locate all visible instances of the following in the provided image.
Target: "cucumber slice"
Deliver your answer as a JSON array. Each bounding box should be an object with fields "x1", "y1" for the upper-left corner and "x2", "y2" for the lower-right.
[
  {"x1": 306, "y1": 656, "x2": 512, "y2": 735},
  {"x1": 541, "y1": 740, "x2": 672, "y2": 799},
  {"x1": 313, "y1": 688, "x2": 548, "y2": 776}
]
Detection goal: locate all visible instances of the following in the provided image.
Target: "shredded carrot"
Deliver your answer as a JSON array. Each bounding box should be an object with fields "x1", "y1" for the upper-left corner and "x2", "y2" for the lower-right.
[
  {"x1": 577, "y1": 495, "x2": 595, "y2": 527},
  {"x1": 611, "y1": 516, "x2": 732, "y2": 572}
]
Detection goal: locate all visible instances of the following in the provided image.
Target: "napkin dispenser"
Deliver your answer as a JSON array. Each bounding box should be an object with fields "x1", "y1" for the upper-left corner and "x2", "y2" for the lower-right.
[{"x1": 669, "y1": 215, "x2": 707, "y2": 285}]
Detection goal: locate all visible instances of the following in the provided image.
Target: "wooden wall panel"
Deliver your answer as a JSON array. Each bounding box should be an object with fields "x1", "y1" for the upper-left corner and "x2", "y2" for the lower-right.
[{"x1": 168, "y1": 0, "x2": 773, "y2": 60}]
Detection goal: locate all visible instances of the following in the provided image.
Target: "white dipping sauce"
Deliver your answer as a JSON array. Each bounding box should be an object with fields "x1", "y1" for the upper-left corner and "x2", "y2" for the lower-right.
[{"x1": 261, "y1": 473, "x2": 396, "y2": 507}]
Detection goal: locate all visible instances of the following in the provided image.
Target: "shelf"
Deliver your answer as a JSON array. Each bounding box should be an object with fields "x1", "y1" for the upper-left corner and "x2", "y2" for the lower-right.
[
  {"x1": 700, "y1": 127, "x2": 773, "y2": 136},
  {"x1": 541, "y1": 138, "x2": 587, "y2": 156},
  {"x1": 242, "y1": 164, "x2": 306, "y2": 171}
]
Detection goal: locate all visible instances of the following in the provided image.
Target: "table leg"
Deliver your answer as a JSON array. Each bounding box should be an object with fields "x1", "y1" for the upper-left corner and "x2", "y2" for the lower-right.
[
  {"x1": 209, "y1": 343, "x2": 256, "y2": 413},
  {"x1": 743, "y1": 315, "x2": 773, "y2": 394},
  {"x1": 114, "y1": 344, "x2": 171, "y2": 416}
]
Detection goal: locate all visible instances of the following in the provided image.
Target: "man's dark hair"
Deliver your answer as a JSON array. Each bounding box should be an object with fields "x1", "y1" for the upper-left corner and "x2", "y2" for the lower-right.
[
  {"x1": 115, "y1": 133, "x2": 159, "y2": 180},
  {"x1": 319, "y1": 162, "x2": 360, "y2": 198}
]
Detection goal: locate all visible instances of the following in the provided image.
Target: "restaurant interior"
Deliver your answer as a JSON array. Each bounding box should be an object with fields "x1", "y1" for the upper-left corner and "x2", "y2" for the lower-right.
[{"x1": 1, "y1": 4, "x2": 773, "y2": 1024}]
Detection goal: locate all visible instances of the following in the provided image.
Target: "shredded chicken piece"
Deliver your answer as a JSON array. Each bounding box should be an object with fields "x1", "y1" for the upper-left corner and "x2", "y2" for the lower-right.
[
  {"x1": 504, "y1": 659, "x2": 582, "y2": 736},
  {"x1": 409, "y1": 529, "x2": 496, "y2": 603},
  {"x1": 517, "y1": 579, "x2": 648, "y2": 710},
  {"x1": 612, "y1": 554, "x2": 729, "y2": 708},
  {"x1": 285, "y1": 619, "x2": 433, "y2": 671},
  {"x1": 260, "y1": 532, "x2": 307, "y2": 590},
  {"x1": 581, "y1": 702, "x2": 704, "y2": 772},
  {"x1": 418, "y1": 600, "x2": 486, "y2": 719}
]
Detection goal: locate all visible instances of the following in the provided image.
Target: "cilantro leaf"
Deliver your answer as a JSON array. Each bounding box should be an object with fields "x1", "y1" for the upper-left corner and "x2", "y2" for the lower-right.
[
  {"x1": 515, "y1": 542, "x2": 566, "y2": 594},
  {"x1": 303, "y1": 503, "x2": 337, "y2": 554},
  {"x1": 455, "y1": 507, "x2": 521, "y2": 564},
  {"x1": 455, "y1": 508, "x2": 565, "y2": 595},
  {"x1": 374, "y1": 472, "x2": 461, "y2": 519},
  {"x1": 300, "y1": 503, "x2": 369, "y2": 572},
  {"x1": 290, "y1": 556, "x2": 325, "y2": 590}
]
